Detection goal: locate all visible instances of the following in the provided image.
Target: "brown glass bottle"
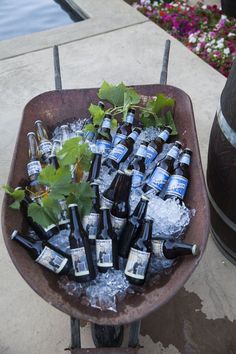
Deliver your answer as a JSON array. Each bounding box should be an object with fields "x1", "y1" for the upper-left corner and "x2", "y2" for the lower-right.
[
  {"x1": 103, "y1": 128, "x2": 141, "y2": 171},
  {"x1": 113, "y1": 108, "x2": 135, "y2": 146},
  {"x1": 164, "y1": 148, "x2": 192, "y2": 201},
  {"x1": 152, "y1": 239, "x2": 199, "y2": 259},
  {"x1": 128, "y1": 141, "x2": 148, "y2": 188},
  {"x1": 145, "y1": 126, "x2": 172, "y2": 166},
  {"x1": 82, "y1": 181, "x2": 100, "y2": 244},
  {"x1": 35, "y1": 120, "x2": 52, "y2": 164},
  {"x1": 96, "y1": 208, "x2": 119, "y2": 273},
  {"x1": 87, "y1": 153, "x2": 102, "y2": 183},
  {"x1": 119, "y1": 195, "x2": 149, "y2": 258},
  {"x1": 110, "y1": 170, "x2": 132, "y2": 237},
  {"x1": 142, "y1": 141, "x2": 182, "y2": 195},
  {"x1": 101, "y1": 170, "x2": 124, "y2": 209},
  {"x1": 11, "y1": 230, "x2": 70, "y2": 275},
  {"x1": 96, "y1": 114, "x2": 112, "y2": 154},
  {"x1": 125, "y1": 218, "x2": 153, "y2": 286},
  {"x1": 68, "y1": 204, "x2": 95, "y2": 282}
]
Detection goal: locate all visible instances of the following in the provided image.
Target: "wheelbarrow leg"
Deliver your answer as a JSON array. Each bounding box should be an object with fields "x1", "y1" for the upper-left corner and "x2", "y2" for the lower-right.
[
  {"x1": 128, "y1": 320, "x2": 141, "y2": 348},
  {"x1": 70, "y1": 317, "x2": 81, "y2": 349},
  {"x1": 91, "y1": 323, "x2": 124, "y2": 347}
]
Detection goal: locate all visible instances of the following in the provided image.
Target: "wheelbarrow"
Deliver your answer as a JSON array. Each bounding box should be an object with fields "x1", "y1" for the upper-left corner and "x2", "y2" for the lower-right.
[{"x1": 1, "y1": 42, "x2": 209, "y2": 352}]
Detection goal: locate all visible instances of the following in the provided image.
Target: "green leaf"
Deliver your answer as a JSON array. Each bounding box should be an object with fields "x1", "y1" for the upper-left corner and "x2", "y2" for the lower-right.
[
  {"x1": 155, "y1": 111, "x2": 178, "y2": 136},
  {"x1": 42, "y1": 195, "x2": 61, "y2": 224},
  {"x1": 2, "y1": 185, "x2": 25, "y2": 210},
  {"x1": 147, "y1": 94, "x2": 175, "y2": 116},
  {"x1": 76, "y1": 143, "x2": 93, "y2": 172},
  {"x1": 66, "y1": 182, "x2": 94, "y2": 217},
  {"x1": 88, "y1": 104, "x2": 105, "y2": 126},
  {"x1": 140, "y1": 112, "x2": 156, "y2": 128},
  {"x1": 83, "y1": 124, "x2": 96, "y2": 133},
  {"x1": 111, "y1": 118, "x2": 118, "y2": 130},
  {"x1": 98, "y1": 81, "x2": 140, "y2": 108},
  {"x1": 28, "y1": 203, "x2": 56, "y2": 228},
  {"x1": 57, "y1": 137, "x2": 83, "y2": 166}
]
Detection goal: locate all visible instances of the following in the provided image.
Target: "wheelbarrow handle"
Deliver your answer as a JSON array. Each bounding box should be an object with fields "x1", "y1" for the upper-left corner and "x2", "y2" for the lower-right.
[
  {"x1": 160, "y1": 39, "x2": 171, "y2": 85},
  {"x1": 53, "y1": 45, "x2": 62, "y2": 90}
]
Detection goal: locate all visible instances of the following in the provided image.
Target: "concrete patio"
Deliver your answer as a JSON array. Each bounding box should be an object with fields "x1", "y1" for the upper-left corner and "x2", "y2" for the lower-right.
[{"x1": 1, "y1": 0, "x2": 235, "y2": 353}]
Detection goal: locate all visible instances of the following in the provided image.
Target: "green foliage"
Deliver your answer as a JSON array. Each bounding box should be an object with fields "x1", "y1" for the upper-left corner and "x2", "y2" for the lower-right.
[
  {"x1": 66, "y1": 182, "x2": 94, "y2": 217},
  {"x1": 3, "y1": 185, "x2": 25, "y2": 209},
  {"x1": 98, "y1": 81, "x2": 140, "y2": 108},
  {"x1": 28, "y1": 195, "x2": 61, "y2": 228},
  {"x1": 88, "y1": 104, "x2": 105, "y2": 126}
]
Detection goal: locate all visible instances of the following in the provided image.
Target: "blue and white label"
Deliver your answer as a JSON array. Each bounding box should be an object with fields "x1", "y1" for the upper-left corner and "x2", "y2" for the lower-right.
[
  {"x1": 180, "y1": 153, "x2": 191, "y2": 166},
  {"x1": 96, "y1": 139, "x2": 112, "y2": 154},
  {"x1": 147, "y1": 167, "x2": 170, "y2": 192},
  {"x1": 136, "y1": 145, "x2": 147, "y2": 158},
  {"x1": 113, "y1": 133, "x2": 126, "y2": 146},
  {"x1": 27, "y1": 161, "x2": 42, "y2": 177},
  {"x1": 146, "y1": 145, "x2": 157, "y2": 165},
  {"x1": 167, "y1": 146, "x2": 180, "y2": 159},
  {"x1": 126, "y1": 113, "x2": 134, "y2": 124},
  {"x1": 85, "y1": 131, "x2": 95, "y2": 142},
  {"x1": 108, "y1": 144, "x2": 128, "y2": 163},
  {"x1": 132, "y1": 170, "x2": 144, "y2": 188},
  {"x1": 102, "y1": 118, "x2": 111, "y2": 129},
  {"x1": 165, "y1": 175, "x2": 189, "y2": 199},
  {"x1": 159, "y1": 129, "x2": 170, "y2": 142},
  {"x1": 129, "y1": 131, "x2": 139, "y2": 141}
]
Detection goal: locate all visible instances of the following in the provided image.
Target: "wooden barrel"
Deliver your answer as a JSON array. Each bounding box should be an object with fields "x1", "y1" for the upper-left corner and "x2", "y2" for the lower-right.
[
  {"x1": 207, "y1": 59, "x2": 236, "y2": 263},
  {"x1": 221, "y1": 0, "x2": 236, "y2": 17}
]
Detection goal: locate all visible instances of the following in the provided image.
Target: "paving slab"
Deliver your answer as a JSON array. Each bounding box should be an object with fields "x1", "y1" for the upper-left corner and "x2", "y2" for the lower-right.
[{"x1": 0, "y1": 2, "x2": 235, "y2": 354}]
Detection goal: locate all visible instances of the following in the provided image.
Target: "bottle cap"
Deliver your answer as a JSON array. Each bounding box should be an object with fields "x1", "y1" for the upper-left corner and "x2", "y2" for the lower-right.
[
  {"x1": 15, "y1": 186, "x2": 23, "y2": 191},
  {"x1": 98, "y1": 101, "x2": 105, "y2": 109},
  {"x1": 27, "y1": 132, "x2": 35, "y2": 137},
  {"x1": 68, "y1": 203, "x2": 78, "y2": 208},
  {"x1": 100, "y1": 206, "x2": 110, "y2": 210},
  {"x1": 52, "y1": 139, "x2": 61, "y2": 144},
  {"x1": 35, "y1": 120, "x2": 42, "y2": 125},
  {"x1": 184, "y1": 148, "x2": 192, "y2": 156},
  {"x1": 124, "y1": 169, "x2": 132, "y2": 176},
  {"x1": 144, "y1": 217, "x2": 154, "y2": 223},
  {"x1": 192, "y1": 244, "x2": 200, "y2": 256},
  {"x1": 140, "y1": 141, "x2": 148, "y2": 146},
  {"x1": 117, "y1": 169, "x2": 125, "y2": 174},
  {"x1": 164, "y1": 126, "x2": 173, "y2": 133},
  {"x1": 128, "y1": 107, "x2": 136, "y2": 114},
  {"x1": 91, "y1": 180, "x2": 100, "y2": 186},
  {"x1": 141, "y1": 194, "x2": 150, "y2": 201},
  {"x1": 104, "y1": 113, "x2": 112, "y2": 119},
  {"x1": 174, "y1": 141, "x2": 182, "y2": 148},
  {"x1": 11, "y1": 230, "x2": 18, "y2": 240},
  {"x1": 61, "y1": 125, "x2": 69, "y2": 129}
]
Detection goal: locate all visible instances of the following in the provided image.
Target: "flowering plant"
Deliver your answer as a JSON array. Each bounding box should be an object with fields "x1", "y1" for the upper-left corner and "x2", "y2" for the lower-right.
[{"x1": 133, "y1": 0, "x2": 236, "y2": 76}]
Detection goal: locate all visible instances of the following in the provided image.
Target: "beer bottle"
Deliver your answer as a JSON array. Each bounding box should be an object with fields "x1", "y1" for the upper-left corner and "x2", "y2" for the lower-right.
[
  {"x1": 142, "y1": 141, "x2": 182, "y2": 195},
  {"x1": 49, "y1": 154, "x2": 59, "y2": 170},
  {"x1": 68, "y1": 204, "x2": 95, "y2": 282},
  {"x1": 103, "y1": 128, "x2": 141, "y2": 171},
  {"x1": 119, "y1": 195, "x2": 149, "y2": 258},
  {"x1": 101, "y1": 170, "x2": 124, "y2": 209},
  {"x1": 164, "y1": 148, "x2": 192, "y2": 201},
  {"x1": 85, "y1": 101, "x2": 105, "y2": 142},
  {"x1": 152, "y1": 239, "x2": 199, "y2": 259},
  {"x1": 82, "y1": 181, "x2": 100, "y2": 243},
  {"x1": 87, "y1": 153, "x2": 102, "y2": 183},
  {"x1": 110, "y1": 170, "x2": 132, "y2": 237},
  {"x1": 96, "y1": 207, "x2": 119, "y2": 273},
  {"x1": 128, "y1": 141, "x2": 148, "y2": 188},
  {"x1": 60, "y1": 125, "x2": 70, "y2": 143},
  {"x1": 125, "y1": 218, "x2": 153, "y2": 286},
  {"x1": 16, "y1": 188, "x2": 59, "y2": 240},
  {"x1": 35, "y1": 120, "x2": 52, "y2": 164},
  {"x1": 11, "y1": 230, "x2": 70, "y2": 275},
  {"x1": 113, "y1": 108, "x2": 135, "y2": 146},
  {"x1": 96, "y1": 113, "x2": 112, "y2": 154},
  {"x1": 146, "y1": 126, "x2": 172, "y2": 166},
  {"x1": 26, "y1": 132, "x2": 47, "y2": 198},
  {"x1": 51, "y1": 139, "x2": 61, "y2": 155}
]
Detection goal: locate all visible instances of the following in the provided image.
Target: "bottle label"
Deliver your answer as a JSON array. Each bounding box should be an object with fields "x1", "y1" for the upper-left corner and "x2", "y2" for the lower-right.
[
  {"x1": 125, "y1": 248, "x2": 150, "y2": 280},
  {"x1": 136, "y1": 145, "x2": 147, "y2": 158},
  {"x1": 148, "y1": 167, "x2": 170, "y2": 192},
  {"x1": 128, "y1": 131, "x2": 139, "y2": 141},
  {"x1": 159, "y1": 129, "x2": 170, "y2": 142},
  {"x1": 152, "y1": 240, "x2": 165, "y2": 258},
  {"x1": 180, "y1": 153, "x2": 191, "y2": 166},
  {"x1": 27, "y1": 161, "x2": 42, "y2": 177},
  {"x1": 39, "y1": 141, "x2": 52, "y2": 155},
  {"x1": 83, "y1": 213, "x2": 100, "y2": 240},
  {"x1": 132, "y1": 170, "x2": 144, "y2": 188},
  {"x1": 86, "y1": 131, "x2": 95, "y2": 142},
  {"x1": 126, "y1": 113, "x2": 134, "y2": 124},
  {"x1": 167, "y1": 146, "x2": 180, "y2": 159},
  {"x1": 101, "y1": 195, "x2": 114, "y2": 209},
  {"x1": 102, "y1": 118, "x2": 111, "y2": 129},
  {"x1": 165, "y1": 175, "x2": 189, "y2": 199},
  {"x1": 96, "y1": 139, "x2": 112, "y2": 154},
  {"x1": 96, "y1": 239, "x2": 113, "y2": 267},
  {"x1": 108, "y1": 144, "x2": 128, "y2": 163},
  {"x1": 70, "y1": 247, "x2": 89, "y2": 276},
  {"x1": 146, "y1": 146, "x2": 158, "y2": 165},
  {"x1": 110, "y1": 214, "x2": 126, "y2": 237},
  {"x1": 113, "y1": 133, "x2": 126, "y2": 146},
  {"x1": 36, "y1": 246, "x2": 68, "y2": 274}
]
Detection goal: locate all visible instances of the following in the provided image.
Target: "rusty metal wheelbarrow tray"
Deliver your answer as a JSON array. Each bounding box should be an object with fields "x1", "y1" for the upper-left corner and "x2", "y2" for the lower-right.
[{"x1": 1, "y1": 84, "x2": 209, "y2": 326}]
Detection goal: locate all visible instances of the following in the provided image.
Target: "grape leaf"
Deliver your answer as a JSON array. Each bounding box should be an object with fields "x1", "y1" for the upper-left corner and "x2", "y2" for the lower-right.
[
  {"x1": 140, "y1": 112, "x2": 156, "y2": 128},
  {"x1": 155, "y1": 111, "x2": 178, "y2": 136},
  {"x1": 76, "y1": 143, "x2": 93, "y2": 172},
  {"x1": 2, "y1": 184, "x2": 25, "y2": 209},
  {"x1": 98, "y1": 81, "x2": 140, "y2": 108},
  {"x1": 28, "y1": 203, "x2": 56, "y2": 228},
  {"x1": 88, "y1": 104, "x2": 105, "y2": 126},
  {"x1": 42, "y1": 195, "x2": 61, "y2": 223},
  {"x1": 67, "y1": 182, "x2": 94, "y2": 217},
  {"x1": 147, "y1": 94, "x2": 175, "y2": 116},
  {"x1": 57, "y1": 138, "x2": 92, "y2": 170},
  {"x1": 111, "y1": 118, "x2": 118, "y2": 130},
  {"x1": 83, "y1": 124, "x2": 96, "y2": 133}
]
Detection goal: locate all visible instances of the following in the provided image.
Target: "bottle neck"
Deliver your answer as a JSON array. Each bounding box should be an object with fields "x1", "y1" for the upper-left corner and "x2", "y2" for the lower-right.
[
  {"x1": 139, "y1": 220, "x2": 153, "y2": 242},
  {"x1": 28, "y1": 134, "x2": 39, "y2": 160},
  {"x1": 69, "y1": 206, "x2": 84, "y2": 234},
  {"x1": 166, "y1": 145, "x2": 180, "y2": 160},
  {"x1": 91, "y1": 184, "x2": 100, "y2": 211},
  {"x1": 116, "y1": 173, "x2": 132, "y2": 202},
  {"x1": 179, "y1": 152, "x2": 191, "y2": 166},
  {"x1": 164, "y1": 240, "x2": 197, "y2": 258},
  {"x1": 125, "y1": 112, "x2": 134, "y2": 124},
  {"x1": 133, "y1": 198, "x2": 149, "y2": 219},
  {"x1": 101, "y1": 208, "x2": 112, "y2": 230},
  {"x1": 11, "y1": 231, "x2": 41, "y2": 257},
  {"x1": 135, "y1": 144, "x2": 147, "y2": 159},
  {"x1": 127, "y1": 130, "x2": 139, "y2": 143},
  {"x1": 109, "y1": 171, "x2": 124, "y2": 191},
  {"x1": 101, "y1": 118, "x2": 111, "y2": 130},
  {"x1": 36, "y1": 122, "x2": 48, "y2": 141},
  {"x1": 158, "y1": 129, "x2": 170, "y2": 142},
  {"x1": 49, "y1": 155, "x2": 59, "y2": 169}
]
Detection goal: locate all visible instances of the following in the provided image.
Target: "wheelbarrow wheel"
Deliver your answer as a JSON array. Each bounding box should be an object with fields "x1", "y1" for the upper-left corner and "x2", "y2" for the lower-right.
[{"x1": 91, "y1": 323, "x2": 124, "y2": 347}]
